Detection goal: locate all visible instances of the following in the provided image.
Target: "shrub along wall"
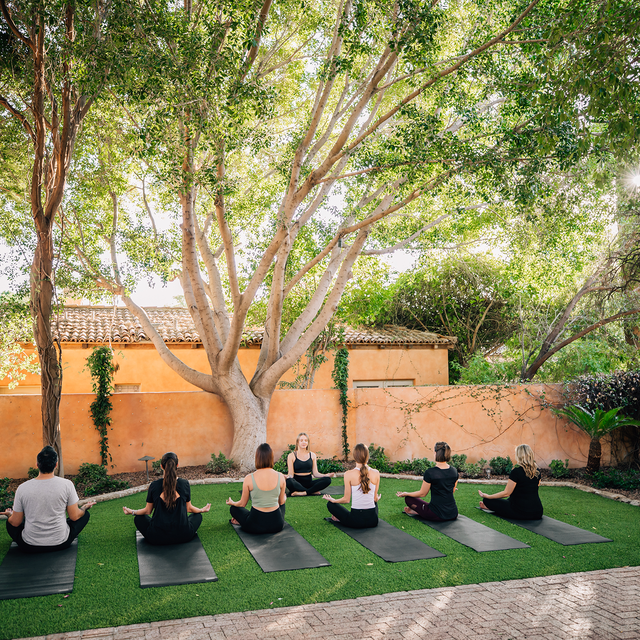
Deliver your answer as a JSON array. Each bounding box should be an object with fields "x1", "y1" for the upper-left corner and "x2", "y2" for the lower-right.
[{"x1": 0, "y1": 385, "x2": 605, "y2": 478}]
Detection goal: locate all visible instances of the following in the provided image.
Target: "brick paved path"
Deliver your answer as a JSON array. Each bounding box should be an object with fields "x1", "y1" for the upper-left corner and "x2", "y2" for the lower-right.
[{"x1": 19, "y1": 566, "x2": 640, "y2": 640}]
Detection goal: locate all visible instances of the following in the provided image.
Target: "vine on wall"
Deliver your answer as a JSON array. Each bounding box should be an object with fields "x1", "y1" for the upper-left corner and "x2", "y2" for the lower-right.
[
  {"x1": 331, "y1": 347, "x2": 350, "y2": 459},
  {"x1": 86, "y1": 346, "x2": 116, "y2": 466}
]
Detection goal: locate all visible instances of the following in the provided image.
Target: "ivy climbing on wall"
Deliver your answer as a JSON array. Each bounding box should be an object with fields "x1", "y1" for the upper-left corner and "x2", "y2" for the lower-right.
[
  {"x1": 331, "y1": 347, "x2": 350, "y2": 460},
  {"x1": 86, "y1": 346, "x2": 116, "y2": 466}
]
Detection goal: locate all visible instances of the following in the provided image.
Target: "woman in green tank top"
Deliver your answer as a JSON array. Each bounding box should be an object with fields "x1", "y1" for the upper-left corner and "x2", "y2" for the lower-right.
[{"x1": 226, "y1": 444, "x2": 286, "y2": 534}]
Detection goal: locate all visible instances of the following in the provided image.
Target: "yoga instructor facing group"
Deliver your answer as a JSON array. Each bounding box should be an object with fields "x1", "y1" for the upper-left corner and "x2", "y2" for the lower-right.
[{"x1": 286, "y1": 432, "x2": 335, "y2": 496}]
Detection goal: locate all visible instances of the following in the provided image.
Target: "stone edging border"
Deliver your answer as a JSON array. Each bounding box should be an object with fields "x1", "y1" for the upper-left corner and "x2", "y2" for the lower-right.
[{"x1": 78, "y1": 472, "x2": 640, "y2": 508}]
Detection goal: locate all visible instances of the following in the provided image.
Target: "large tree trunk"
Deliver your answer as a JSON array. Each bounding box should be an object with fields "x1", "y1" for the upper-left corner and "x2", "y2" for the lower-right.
[
  {"x1": 218, "y1": 372, "x2": 270, "y2": 472},
  {"x1": 585, "y1": 437, "x2": 602, "y2": 475}
]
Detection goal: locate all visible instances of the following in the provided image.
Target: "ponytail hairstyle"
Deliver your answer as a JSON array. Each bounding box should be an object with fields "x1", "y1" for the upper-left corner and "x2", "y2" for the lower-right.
[
  {"x1": 515, "y1": 444, "x2": 538, "y2": 479},
  {"x1": 434, "y1": 442, "x2": 451, "y2": 463},
  {"x1": 353, "y1": 443, "x2": 371, "y2": 494},
  {"x1": 161, "y1": 452, "x2": 179, "y2": 510}
]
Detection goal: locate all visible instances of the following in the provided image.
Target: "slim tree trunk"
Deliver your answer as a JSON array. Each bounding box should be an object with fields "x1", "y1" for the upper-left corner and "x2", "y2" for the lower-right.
[
  {"x1": 585, "y1": 437, "x2": 602, "y2": 475},
  {"x1": 28, "y1": 9, "x2": 65, "y2": 476},
  {"x1": 31, "y1": 228, "x2": 64, "y2": 475}
]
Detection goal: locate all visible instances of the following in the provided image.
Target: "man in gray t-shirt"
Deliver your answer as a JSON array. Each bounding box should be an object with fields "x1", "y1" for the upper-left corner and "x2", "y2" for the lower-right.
[{"x1": 2, "y1": 446, "x2": 96, "y2": 553}]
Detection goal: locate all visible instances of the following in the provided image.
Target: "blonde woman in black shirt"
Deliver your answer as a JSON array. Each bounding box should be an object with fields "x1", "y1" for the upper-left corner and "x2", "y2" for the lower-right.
[
  {"x1": 479, "y1": 444, "x2": 543, "y2": 519},
  {"x1": 123, "y1": 452, "x2": 210, "y2": 544}
]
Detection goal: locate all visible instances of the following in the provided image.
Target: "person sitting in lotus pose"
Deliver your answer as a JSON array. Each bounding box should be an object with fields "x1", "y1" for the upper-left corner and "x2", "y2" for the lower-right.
[
  {"x1": 323, "y1": 443, "x2": 380, "y2": 529},
  {"x1": 4, "y1": 446, "x2": 95, "y2": 553},
  {"x1": 396, "y1": 442, "x2": 458, "y2": 521},
  {"x1": 286, "y1": 432, "x2": 335, "y2": 496},
  {"x1": 479, "y1": 444, "x2": 543, "y2": 520},
  {"x1": 227, "y1": 443, "x2": 287, "y2": 534},
  {"x1": 123, "y1": 451, "x2": 210, "y2": 544}
]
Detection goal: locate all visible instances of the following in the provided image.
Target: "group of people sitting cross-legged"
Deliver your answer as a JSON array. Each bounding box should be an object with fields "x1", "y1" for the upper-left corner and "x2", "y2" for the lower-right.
[
  {"x1": 396, "y1": 441, "x2": 543, "y2": 524},
  {"x1": 2, "y1": 439, "x2": 544, "y2": 552}
]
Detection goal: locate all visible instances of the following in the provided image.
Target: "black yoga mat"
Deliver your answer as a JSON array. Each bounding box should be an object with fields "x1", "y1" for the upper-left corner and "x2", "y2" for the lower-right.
[
  {"x1": 232, "y1": 522, "x2": 330, "y2": 572},
  {"x1": 325, "y1": 518, "x2": 445, "y2": 562},
  {"x1": 0, "y1": 539, "x2": 77, "y2": 600},
  {"x1": 479, "y1": 510, "x2": 613, "y2": 545},
  {"x1": 410, "y1": 514, "x2": 530, "y2": 552},
  {"x1": 136, "y1": 532, "x2": 218, "y2": 588}
]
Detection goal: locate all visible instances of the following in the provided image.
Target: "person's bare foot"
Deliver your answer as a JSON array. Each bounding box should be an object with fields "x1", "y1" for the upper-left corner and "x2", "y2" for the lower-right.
[
  {"x1": 331, "y1": 515, "x2": 340, "y2": 522},
  {"x1": 479, "y1": 501, "x2": 488, "y2": 510},
  {"x1": 291, "y1": 491, "x2": 306, "y2": 497},
  {"x1": 230, "y1": 517, "x2": 240, "y2": 525},
  {"x1": 403, "y1": 506, "x2": 418, "y2": 516}
]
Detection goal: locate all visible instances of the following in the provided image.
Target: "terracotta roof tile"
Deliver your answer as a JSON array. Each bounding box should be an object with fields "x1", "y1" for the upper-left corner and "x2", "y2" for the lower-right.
[{"x1": 54, "y1": 306, "x2": 456, "y2": 346}]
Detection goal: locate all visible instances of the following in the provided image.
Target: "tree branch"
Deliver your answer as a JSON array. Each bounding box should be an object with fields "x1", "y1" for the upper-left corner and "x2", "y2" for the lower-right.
[
  {"x1": 524, "y1": 308, "x2": 640, "y2": 380},
  {"x1": 0, "y1": 0, "x2": 35, "y2": 52},
  {"x1": 0, "y1": 95, "x2": 36, "y2": 142}
]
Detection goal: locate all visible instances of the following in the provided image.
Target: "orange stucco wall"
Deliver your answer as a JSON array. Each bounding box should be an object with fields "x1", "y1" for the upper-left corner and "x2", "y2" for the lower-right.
[
  {"x1": 0, "y1": 385, "x2": 598, "y2": 478},
  {"x1": 0, "y1": 343, "x2": 449, "y2": 393}
]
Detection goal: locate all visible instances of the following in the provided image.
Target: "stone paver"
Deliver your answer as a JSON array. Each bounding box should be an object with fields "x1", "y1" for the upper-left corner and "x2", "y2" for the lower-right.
[{"x1": 16, "y1": 566, "x2": 640, "y2": 640}]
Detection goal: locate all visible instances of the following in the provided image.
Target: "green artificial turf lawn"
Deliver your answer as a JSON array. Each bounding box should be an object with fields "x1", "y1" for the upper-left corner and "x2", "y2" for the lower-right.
[{"x1": 0, "y1": 480, "x2": 638, "y2": 638}]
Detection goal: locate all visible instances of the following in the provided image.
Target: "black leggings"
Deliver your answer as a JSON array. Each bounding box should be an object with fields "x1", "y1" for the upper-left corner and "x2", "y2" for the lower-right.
[
  {"x1": 134, "y1": 513, "x2": 203, "y2": 545},
  {"x1": 404, "y1": 497, "x2": 457, "y2": 522},
  {"x1": 230, "y1": 504, "x2": 285, "y2": 534},
  {"x1": 286, "y1": 474, "x2": 331, "y2": 495},
  {"x1": 482, "y1": 497, "x2": 542, "y2": 520},
  {"x1": 6, "y1": 510, "x2": 91, "y2": 553},
  {"x1": 327, "y1": 502, "x2": 378, "y2": 529}
]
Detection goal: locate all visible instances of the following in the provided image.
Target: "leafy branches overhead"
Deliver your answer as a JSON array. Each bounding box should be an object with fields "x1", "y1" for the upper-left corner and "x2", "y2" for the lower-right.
[
  {"x1": 370, "y1": 256, "x2": 518, "y2": 368},
  {"x1": 11, "y1": 0, "x2": 639, "y2": 468}
]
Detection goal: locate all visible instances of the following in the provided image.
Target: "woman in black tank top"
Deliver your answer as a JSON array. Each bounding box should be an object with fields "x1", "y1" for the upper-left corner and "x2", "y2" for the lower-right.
[{"x1": 286, "y1": 433, "x2": 335, "y2": 496}]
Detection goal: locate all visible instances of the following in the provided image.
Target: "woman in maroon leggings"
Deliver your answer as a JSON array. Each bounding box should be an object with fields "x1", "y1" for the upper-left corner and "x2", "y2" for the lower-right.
[{"x1": 396, "y1": 442, "x2": 458, "y2": 521}]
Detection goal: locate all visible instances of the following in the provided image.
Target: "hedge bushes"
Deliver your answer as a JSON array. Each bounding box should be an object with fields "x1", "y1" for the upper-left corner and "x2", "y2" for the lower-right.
[{"x1": 73, "y1": 463, "x2": 130, "y2": 496}]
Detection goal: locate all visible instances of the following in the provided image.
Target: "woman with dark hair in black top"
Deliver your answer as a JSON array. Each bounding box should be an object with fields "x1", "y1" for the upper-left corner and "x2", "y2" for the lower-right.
[
  {"x1": 286, "y1": 433, "x2": 335, "y2": 496},
  {"x1": 479, "y1": 444, "x2": 543, "y2": 519},
  {"x1": 396, "y1": 442, "x2": 458, "y2": 521},
  {"x1": 122, "y1": 452, "x2": 210, "y2": 544}
]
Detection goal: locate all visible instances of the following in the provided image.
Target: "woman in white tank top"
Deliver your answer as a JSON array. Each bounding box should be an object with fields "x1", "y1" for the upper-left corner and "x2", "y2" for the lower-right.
[{"x1": 323, "y1": 444, "x2": 380, "y2": 529}]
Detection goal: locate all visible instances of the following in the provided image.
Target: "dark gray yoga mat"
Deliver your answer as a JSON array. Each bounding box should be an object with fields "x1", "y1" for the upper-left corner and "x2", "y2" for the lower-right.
[
  {"x1": 0, "y1": 539, "x2": 77, "y2": 600},
  {"x1": 479, "y1": 510, "x2": 613, "y2": 545},
  {"x1": 410, "y1": 514, "x2": 530, "y2": 552},
  {"x1": 325, "y1": 518, "x2": 445, "y2": 562},
  {"x1": 232, "y1": 522, "x2": 330, "y2": 572},
  {"x1": 136, "y1": 532, "x2": 218, "y2": 588}
]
